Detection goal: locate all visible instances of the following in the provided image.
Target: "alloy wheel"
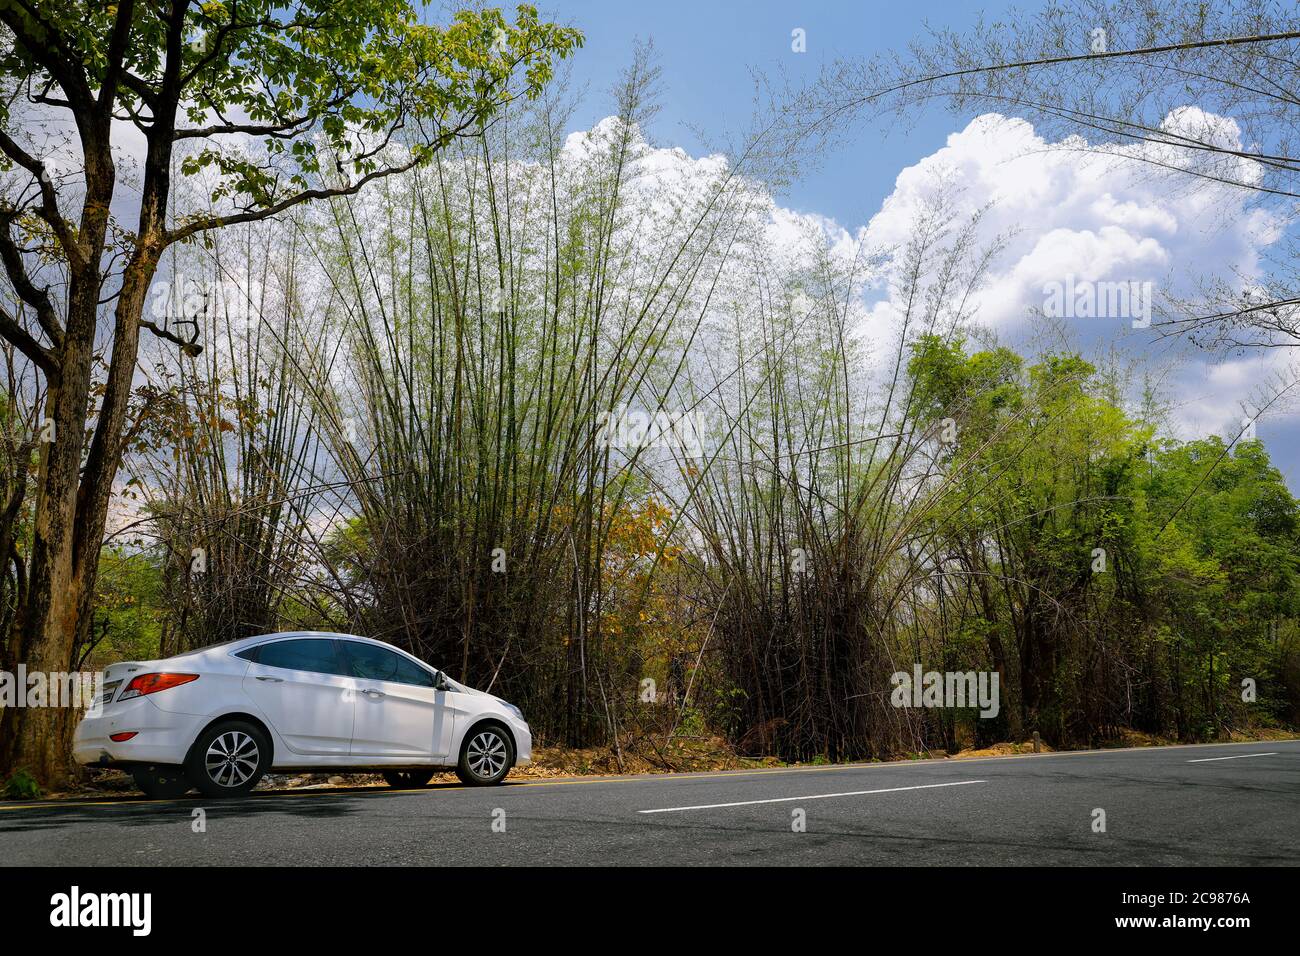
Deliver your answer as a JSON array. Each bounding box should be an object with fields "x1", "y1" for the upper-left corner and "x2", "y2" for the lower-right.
[
  {"x1": 205, "y1": 730, "x2": 260, "y2": 787},
  {"x1": 466, "y1": 730, "x2": 508, "y2": 779}
]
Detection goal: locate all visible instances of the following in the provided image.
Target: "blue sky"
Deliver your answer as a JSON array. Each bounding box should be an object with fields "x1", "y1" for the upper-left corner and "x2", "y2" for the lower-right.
[
  {"x1": 541, "y1": 0, "x2": 1016, "y2": 226},
  {"x1": 531, "y1": 1, "x2": 1300, "y2": 487}
]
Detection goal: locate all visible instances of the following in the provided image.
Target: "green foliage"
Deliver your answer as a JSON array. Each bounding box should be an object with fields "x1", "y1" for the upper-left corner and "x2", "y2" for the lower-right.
[
  {"x1": 2, "y1": 768, "x2": 41, "y2": 800},
  {"x1": 1, "y1": 3, "x2": 581, "y2": 211},
  {"x1": 907, "y1": 334, "x2": 1300, "y2": 744},
  {"x1": 87, "y1": 549, "x2": 166, "y2": 665}
]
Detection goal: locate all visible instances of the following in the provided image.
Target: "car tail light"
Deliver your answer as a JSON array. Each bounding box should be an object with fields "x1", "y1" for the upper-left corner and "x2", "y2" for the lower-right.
[
  {"x1": 119, "y1": 673, "x2": 199, "y2": 700},
  {"x1": 109, "y1": 732, "x2": 138, "y2": 742}
]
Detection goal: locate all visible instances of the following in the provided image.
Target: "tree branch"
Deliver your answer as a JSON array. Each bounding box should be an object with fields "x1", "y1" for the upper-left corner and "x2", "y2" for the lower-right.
[
  {"x1": 140, "y1": 318, "x2": 202, "y2": 357},
  {"x1": 0, "y1": 205, "x2": 65, "y2": 349},
  {"x1": 174, "y1": 114, "x2": 316, "y2": 141},
  {"x1": 0, "y1": 0, "x2": 95, "y2": 112},
  {"x1": 164, "y1": 152, "x2": 426, "y2": 246},
  {"x1": 0, "y1": 127, "x2": 84, "y2": 269},
  {"x1": 799, "y1": 30, "x2": 1300, "y2": 143},
  {"x1": 0, "y1": 303, "x2": 56, "y2": 378},
  {"x1": 97, "y1": 0, "x2": 137, "y2": 121}
]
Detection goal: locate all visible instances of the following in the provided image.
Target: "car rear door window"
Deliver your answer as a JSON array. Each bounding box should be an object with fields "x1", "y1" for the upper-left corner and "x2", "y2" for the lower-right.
[
  {"x1": 341, "y1": 642, "x2": 436, "y2": 687},
  {"x1": 255, "y1": 638, "x2": 347, "y2": 676}
]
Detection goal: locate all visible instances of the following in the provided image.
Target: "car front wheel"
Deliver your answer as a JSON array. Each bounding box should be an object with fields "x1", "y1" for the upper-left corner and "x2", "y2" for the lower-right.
[
  {"x1": 186, "y1": 720, "x2": 270, "y2": 798},
  {"x1": 456, "y1": 725, "x2": 514, "y2": 785}
]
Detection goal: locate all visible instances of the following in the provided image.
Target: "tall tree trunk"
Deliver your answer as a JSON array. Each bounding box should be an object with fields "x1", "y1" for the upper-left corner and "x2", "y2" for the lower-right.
[
  {"x1": 4, "y1": 277, "x2": 101, "y2": 783},
  {"x1": 1, "y1": 109, "x2": 162, "y2": 785}
]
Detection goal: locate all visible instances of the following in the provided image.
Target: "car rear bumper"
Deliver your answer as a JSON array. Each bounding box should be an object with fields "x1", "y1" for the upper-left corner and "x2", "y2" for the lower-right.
[{"x1": 73, "y1": 698, "x2": 206, "y2": 768}]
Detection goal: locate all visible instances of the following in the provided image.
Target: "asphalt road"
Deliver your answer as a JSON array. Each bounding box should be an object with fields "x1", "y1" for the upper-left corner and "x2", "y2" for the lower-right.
[{"x1": 1, "y1": 740, "x2": 1296, "y2": 866}]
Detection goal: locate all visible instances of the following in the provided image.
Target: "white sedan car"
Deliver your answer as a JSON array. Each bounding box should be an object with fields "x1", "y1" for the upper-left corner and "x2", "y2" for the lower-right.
[{"x1": 74, "y1": 631, "x2": 532, "y2": 799}]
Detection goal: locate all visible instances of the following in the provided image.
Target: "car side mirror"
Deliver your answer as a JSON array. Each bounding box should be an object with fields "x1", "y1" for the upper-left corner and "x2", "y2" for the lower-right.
[{"x1": 433, "y1": 671, "x2": 449, "y2": 691}]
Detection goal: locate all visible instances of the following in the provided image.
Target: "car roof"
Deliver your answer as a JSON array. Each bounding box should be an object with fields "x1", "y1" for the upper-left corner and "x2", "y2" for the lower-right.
[{"x1": 229, "y1": 630, "x2": 368, "y2": 648}]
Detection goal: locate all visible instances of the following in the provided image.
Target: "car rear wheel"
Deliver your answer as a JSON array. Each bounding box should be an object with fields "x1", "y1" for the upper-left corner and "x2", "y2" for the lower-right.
[
  {"x1": 186, "y1": 720, "x2": 270, "y2": 798},
  {"x1": 132, "y1": 765, "x2": 192, "y2": 800},
  {"x1": 382, "y1": 770, "x2": 436, "y2": 789},
  {"x1": 456, "y1": 725, "x2": 514, "y2": 786}
]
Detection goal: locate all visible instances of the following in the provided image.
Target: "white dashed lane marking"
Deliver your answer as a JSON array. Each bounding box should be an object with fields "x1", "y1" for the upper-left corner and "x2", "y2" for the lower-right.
[
  {"x1": 1186, "y1": 752, "x2": 1279, "y2": 763},
  {"x1": 636, "y1": 779, "x2": 987, "y2": 814}
]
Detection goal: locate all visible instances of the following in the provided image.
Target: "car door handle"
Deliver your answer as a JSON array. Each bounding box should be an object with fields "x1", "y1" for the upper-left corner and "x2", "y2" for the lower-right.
[
  {"x1": 361, "y1": 689, "x2": 385, "y2": 699},
  {"x1": 256, "y1": 676, "x2": 284, "y2": 683}
]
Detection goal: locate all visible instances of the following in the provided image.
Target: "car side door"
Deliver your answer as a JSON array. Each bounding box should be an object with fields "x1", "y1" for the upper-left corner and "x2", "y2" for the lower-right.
[
  {"x1": 341, "y1": 641, "x2": 452, "y2": 759},
  {"x1": 240, "y1": 638, "x2": 357, "y2": 755}
]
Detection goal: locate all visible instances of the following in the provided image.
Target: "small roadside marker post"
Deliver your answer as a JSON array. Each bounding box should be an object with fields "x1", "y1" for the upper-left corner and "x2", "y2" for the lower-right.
[{"x1": 1033, "y1": 732, "x2": 1041, "y2": 753}]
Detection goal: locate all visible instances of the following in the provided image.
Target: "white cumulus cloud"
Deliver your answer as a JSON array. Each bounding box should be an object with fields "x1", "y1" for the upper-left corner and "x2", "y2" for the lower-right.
[{"x1": 851, "y1": 110, "x2": 1294, "y2": 456}]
